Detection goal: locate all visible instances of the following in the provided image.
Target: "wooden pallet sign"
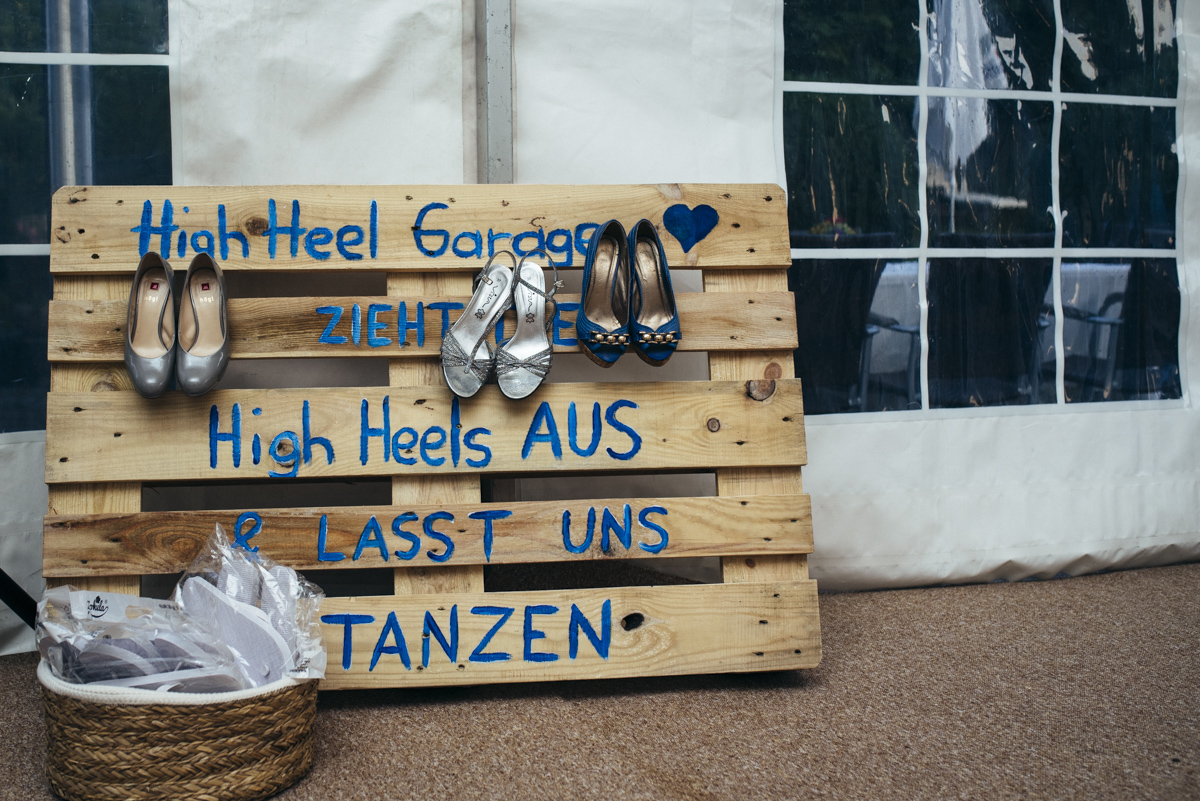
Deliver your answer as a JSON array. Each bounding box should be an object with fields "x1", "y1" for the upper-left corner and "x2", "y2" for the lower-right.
[{"x1": 43, "y1": 183, "x2": 820, "y2": 689}]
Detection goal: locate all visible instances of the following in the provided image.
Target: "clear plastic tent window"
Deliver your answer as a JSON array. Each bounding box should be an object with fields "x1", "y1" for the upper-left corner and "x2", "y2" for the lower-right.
[{"x1": 782, "y1": 0, "x2": 1180, "y2": 414}]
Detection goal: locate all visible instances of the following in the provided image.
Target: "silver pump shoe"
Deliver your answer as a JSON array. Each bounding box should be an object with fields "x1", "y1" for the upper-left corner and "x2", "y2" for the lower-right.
[
  {"x1": 124, "y1": 252, "x2": 177, "y2": 398},
  {"x1": 176, "y1": 253, "x2": 230, "y2": 397}
]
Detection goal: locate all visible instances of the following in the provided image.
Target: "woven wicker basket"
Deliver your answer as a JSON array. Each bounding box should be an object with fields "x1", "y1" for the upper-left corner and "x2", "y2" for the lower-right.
[{"x1": 38, "y1": 661, "x2": 317, "y2": 801}]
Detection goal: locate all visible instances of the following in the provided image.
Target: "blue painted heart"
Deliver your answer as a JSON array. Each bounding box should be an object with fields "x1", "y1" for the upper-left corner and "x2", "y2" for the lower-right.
[{"x1": 662, "y1": 204, "x2": 719, "y2": 253}]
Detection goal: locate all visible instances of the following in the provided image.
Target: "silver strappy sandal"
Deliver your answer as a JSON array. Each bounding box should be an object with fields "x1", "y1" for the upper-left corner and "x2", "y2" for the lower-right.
[
  {"x1": 496, "y1": 249, "x2": 563, "y2": 400},
  {"x1": 441, "y1": 252, "x2": 516, "y2": 398}
]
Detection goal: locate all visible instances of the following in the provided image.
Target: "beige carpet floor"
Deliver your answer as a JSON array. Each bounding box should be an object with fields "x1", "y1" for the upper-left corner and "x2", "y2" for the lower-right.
[{"x1": 2, "y1": 563, "x2": 1197, "y2": 800}]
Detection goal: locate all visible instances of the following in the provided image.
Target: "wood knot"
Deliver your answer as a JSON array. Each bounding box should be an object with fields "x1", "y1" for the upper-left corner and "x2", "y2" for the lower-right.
[
  {"x1": 763, "y1": 362, "x2": 783, "y2": 380},
  {"x1": 706, "y1": 418, "x2": 721, "y2": 432},
  {"x1": 54, "y1": 230, "x2": 70, "y2": 243},
  {"x1": 245, "y1": 217, "x2": 269, "y2": 236},
  {"x1": 745, "y1": 380, "x2": 776, "y2": 401}
]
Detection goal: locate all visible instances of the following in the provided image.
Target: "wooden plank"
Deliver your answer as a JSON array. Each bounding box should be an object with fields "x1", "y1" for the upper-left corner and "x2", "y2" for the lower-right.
[
  {"x1": 706, "y1": 269, "x2": 810, "y2": 585},
  {"x1": 317, "y1": 581, "x2": 820, "y2": 689},
  {"x1": 45, "y1": 380, "x2": 806, "y2": 483},
  {"x1": 49, "y1": 184, "x2": 788, "y2": 274},
  {"x1": 45, "y1": 274, "x2": 141, "y2": 595},
  {"x1": 43, "y1": 494, "x2": 813, "y2": 577},
  {"x1": 388, "y1": 271, "x2": 484, "y2": 595},
  {"x1": 47, "y1": 291, "x2": 798, "y2": 362}
]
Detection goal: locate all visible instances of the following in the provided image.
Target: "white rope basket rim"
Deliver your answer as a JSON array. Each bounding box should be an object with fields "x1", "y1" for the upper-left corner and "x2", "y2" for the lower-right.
[{"x1": 37, "y1": 659, "x2": 306, "y2": 706}]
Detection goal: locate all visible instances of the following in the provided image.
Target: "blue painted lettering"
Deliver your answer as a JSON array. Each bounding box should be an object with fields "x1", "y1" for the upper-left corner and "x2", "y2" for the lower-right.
[
  {"x1": 370, "y1": 611, "x2": 411, "y2": 671},
  {"x1": 131, "y1": 199, "x2": 178, "y2": 258},
  {"x1": 316, "y1": 306, "x2": 348, "y2": 344},
  {"x1": 209, "y1": 403, "x2": 241, "y2": 469},
  {"x1": 568, "y1": 401, "x2": 601, "y2": 457},
  {"x1": 413, "y1": 202, "x2": 450, "y2": 256},
  {"x1": 304, "y1": 227, "x2": 333, "y2": 260},
  {"x1": 605, "y1": 400, "x2": 642, "y2": 460},
  {"x1": 360, "y1": 396, "x2": 391, "y2": 465},
  {"x1": 422, "y1": 605, "x2": 458, "y2": 667},
  {"x1": 468, "y1": 509, "x2": 512, "y2": 562},
  {"x1": 469, "y1": 606, "x2": 514, "y2": 663},
  {"x1": 638, "y1": 506, "x2": 670, "y2": 554},
  {"x1": 524, "y1": 605, "x2": 559, "y2": 663},
  {"x1": 569, "y1": 600, "x2": 611, "y2": 659},
  {"x1": 561, "y1": 508, "x2": 596, "y2": 554},
  {"x1": 522, "y1": 402, "x2": 562, "y2": 460},
  {"x1": 317, "y1": 514, "x2": 346, "y2": 562},
  {"x1": 553, "y1": 301, "x2": 579, "y2": 347},
  {"x1": 354, "y1": 516, "x2": 389, "y2": 561},
  {"x1": 391, "y1": 512, "x2": 421, "y2": 560},
  {"x1": 464, "y1": 428, "x2": 492, "y2": 468},
  {"x1": 420, "y1": 427, "x2": 447, "y2": 467},
  {"x1": 219, "y1": 204, "x2": 249, "y2": 259},
  {"x1": 601, "y1": 504, "x2": 633, "y2": 552},
  {"x1": 367, "y1": 303, "x2": 391, "y2": 347},
  {"x1": 396, "y1": 301, "x2": 425, "y2": 348},
  {"x1": 263, "y1": 199, "x2": 306, "y2": 259},
  {"x1": 302, "y1": 399, "x2": 334, "y2": 466},
  {"x1": 428, "y1": 301, "x2": 464, "y2": 337},
  {"x1": 336, "y1": 224, "x2": 364, "y2": 260},
  {"x1": 320, "y1": 613, "x2": 374, "y2": 670},
  {"x1": 391, "y1": 427, "x2": 418, "y2": 465},
  {"x1": 190, "y1": 230, "x2": 214, "y2": 257},
  {"x1": 422, "y1": 511, "x2": 455, "y2": 563},
  {"x1": 268, "y1": 431, "x2": 300, "y2": 478},
  {"x1": 233, "y1": 512, "x2": 261, "y2": 552}
]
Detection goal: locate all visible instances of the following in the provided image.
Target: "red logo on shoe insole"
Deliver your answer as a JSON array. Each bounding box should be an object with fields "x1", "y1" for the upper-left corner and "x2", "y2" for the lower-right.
[
  {"x1": 150, "y1": 282, "x2": 159, "y2": 290},
  {"x1": 201, "y1": 283, "x2": 210, "y2": 291}
]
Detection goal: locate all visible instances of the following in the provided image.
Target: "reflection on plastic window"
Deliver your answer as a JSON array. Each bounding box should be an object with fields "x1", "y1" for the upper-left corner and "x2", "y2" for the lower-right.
[
  {"x1": 0, "y1": 256, "x2": 53, "y2": 433},
  {"x1": 1059, "y1": 104, "x2": 1176, "y2": 248},
  {"x1": 0, "y1": 0, "x2": 168, "y2": 54},
  {"x1": 1060, "y1": 0, "x2": 1177, "y2": 97},
  {"x1": 89, "y1": 0, "x2": 169, "y2": 55},
  {"x1": 789, "y1": 259, "x2": 919, "y2": 414},
  {"x1": 0, "y1": 65, "x2": 51, "y2": 245},
  {"x1": 927, "y1": 258, "x2": 1056, "y2": 408},
  {"x1": 926, "y1": 98, "x2": 1054, "y2": 247},
  {"x1": 90, "y1": 66, "x2": 172, "y2": 184},
  {"x1": 784, "y1": 0, "x2": 919, "y2": 85},
  {"x1": 926, "y1": 0, "x2": 1056, "y2": 91},
  {"x1": 0, "y1": 0, "x2": 47, "y2": 52},
  {"x1": 783, "y1": 94, "x2": 920, "y2": 249},
  {"x1": 1060, "y1": 259, "x2": 1181, "y2": 402}
]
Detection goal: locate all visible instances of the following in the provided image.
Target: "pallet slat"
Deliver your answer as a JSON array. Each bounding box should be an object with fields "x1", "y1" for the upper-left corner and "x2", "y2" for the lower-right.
[
  {"x1": 49, "y1": 184, "x2": 788, "y2": 274},
  {"x1": 45, "y1": 380, "x2": 806, "y2": 483},
  {"x1": 47, "y1": 291, "x2": 797, "y2": 361},
  {"x1": 43, "y1": 494, "x2": 812, "y2": 577},
  {"x1": 318, "y1": 581, "x2": 820, "y2": 689}
]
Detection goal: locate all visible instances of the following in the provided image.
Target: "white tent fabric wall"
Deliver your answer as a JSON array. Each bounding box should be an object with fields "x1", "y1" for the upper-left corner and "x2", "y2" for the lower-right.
[
  {"x1": 0, "y1": 433, "x2": 50, "y2": 655},
  {"x1": 167, "y1": 0, "x2": 469, "y2": 187}
]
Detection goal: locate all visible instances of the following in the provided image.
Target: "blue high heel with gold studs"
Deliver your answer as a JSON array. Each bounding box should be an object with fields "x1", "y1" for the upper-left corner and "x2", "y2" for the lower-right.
[
  {"x1": 628, "y1": 219, "x2": 681, "y2": 365},
  {"x1": 577, "y1": 220, "x2": 630, "y2": 367}
]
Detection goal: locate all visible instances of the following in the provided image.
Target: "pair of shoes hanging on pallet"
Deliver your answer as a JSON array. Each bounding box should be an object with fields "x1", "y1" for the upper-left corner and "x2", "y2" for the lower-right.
[
  {"x1": 578, "y1": 219, "x2": 681, "y2": 368},
  {"x1": 441, "y1": 249, "x2": 563, "y2": 400},
  {"x1": 124, "y1": 252, "x2": 230, "y2": 399}
]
